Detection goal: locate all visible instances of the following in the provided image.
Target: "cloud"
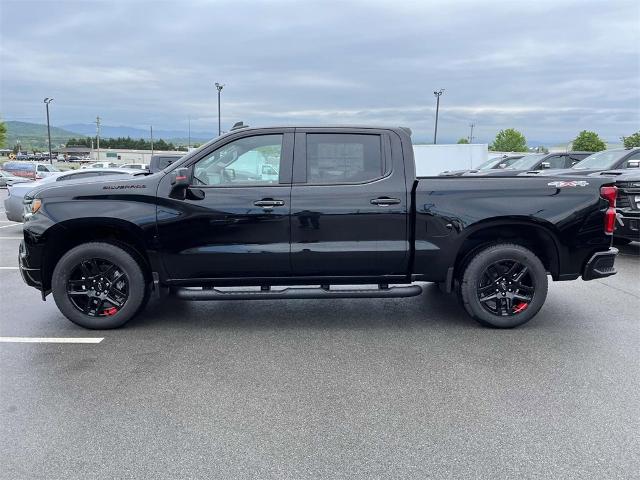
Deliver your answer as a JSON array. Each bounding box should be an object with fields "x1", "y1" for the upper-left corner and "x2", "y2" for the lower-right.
[{"x1": 1, "y1": 0, "x2": 638, "y2": 143}]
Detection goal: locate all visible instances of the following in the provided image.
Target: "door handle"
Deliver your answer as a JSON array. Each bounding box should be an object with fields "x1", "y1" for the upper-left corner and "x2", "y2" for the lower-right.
[
  {"x1": 254, "y1": 199, "x2": 285, "y2": 208},
  {"x1": 370, "y1": 197, "x2": 401, "y2": 206}
]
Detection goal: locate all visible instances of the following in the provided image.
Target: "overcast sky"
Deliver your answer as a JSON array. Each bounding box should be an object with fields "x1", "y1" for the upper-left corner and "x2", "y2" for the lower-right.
[{"x1": 1, "y1": 0, "x2": 638, "y2": 143}]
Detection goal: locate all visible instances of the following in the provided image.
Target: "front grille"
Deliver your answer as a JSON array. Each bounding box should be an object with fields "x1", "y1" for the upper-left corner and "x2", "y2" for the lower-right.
[{"x1": 617, "y1": 194, "x2": 631, "y2": 209}]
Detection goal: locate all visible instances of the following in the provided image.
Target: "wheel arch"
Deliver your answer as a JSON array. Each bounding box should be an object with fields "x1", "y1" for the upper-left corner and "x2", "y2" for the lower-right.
[
  {"x1": 453, "y1": 218, "x2": 561, "y2": 281},
  {"x1": 40, "y1": 218, "x2": 153, "y2": 292}
]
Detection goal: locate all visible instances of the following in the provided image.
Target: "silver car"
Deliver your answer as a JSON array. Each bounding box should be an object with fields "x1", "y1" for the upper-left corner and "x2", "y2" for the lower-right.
[
  {"x1": 0, "y1": 170, "x2": 33, "y2": 188},
  {"x1": 4, "y1": 168, "x2": 141, "y2": 222}
]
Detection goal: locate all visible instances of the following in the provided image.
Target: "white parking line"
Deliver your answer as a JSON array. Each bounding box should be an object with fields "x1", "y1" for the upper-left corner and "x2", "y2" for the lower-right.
[
  {"x1": 0, "y1": 337, "x2": 104, "y2": 343},
  {"x1": 0, "y1": 223, "x2": 21, "y2": 229},
  {"x1": 0, "y1": 237, "x2": 22, "y2": 239},
  {"x1": 0, "y1": 267, "x2": 19, "y2": 269}
]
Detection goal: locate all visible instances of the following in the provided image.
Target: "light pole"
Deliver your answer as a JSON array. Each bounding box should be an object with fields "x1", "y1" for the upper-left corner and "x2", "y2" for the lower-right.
[
  {"x1": 95, "y1": 115, "x2": 101, "y2": 161},
  {"x1": 468, "y1": 122, "x2": 475, "y2": 143},
  {"x1": 433, "y1": 89, "x2": 444, "y2": 144},
  {"x1": 44, "y1": 98, "x2": 54, "y2": 163},
  {"x1": 215, "y1": 82, "x2": 224, "y2": 136}
]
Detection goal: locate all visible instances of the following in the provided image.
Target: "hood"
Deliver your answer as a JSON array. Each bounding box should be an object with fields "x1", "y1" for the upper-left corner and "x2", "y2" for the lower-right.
[{"x1": 29, "y1": 171, "x2": 161, "y2": 200}]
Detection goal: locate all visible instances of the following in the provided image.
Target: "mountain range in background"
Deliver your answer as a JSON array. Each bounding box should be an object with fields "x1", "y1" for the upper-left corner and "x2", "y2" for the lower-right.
[
  {"x1": 3, "y1": 121, "x2": 211, "y2": 151},
  {"x1": 60, "y1": 123, "x2": 212, "y2": 143},
  {"x1": 3, "y1": 120, "x2": 610, "y2": 152}
]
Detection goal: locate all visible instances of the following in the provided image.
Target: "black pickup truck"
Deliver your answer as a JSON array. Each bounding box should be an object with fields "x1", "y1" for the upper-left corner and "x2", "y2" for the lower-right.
[{"x1": 19, "y1": 126, "x2": 619, "y2": 329}]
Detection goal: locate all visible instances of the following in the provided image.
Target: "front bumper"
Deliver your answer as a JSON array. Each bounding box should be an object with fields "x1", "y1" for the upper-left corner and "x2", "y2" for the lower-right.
[
  {"x1": 582, "y1": 248, "x2": 618, "y2": 281},
  {"x1": 616, "y1": 212, "x2": 640, "y2": 242},
  {"x1": 19, "y1": 240, "x2": 43, "y2": 291}
]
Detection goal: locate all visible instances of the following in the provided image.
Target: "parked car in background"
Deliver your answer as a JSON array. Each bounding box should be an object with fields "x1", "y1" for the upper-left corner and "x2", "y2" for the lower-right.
[
  {"x1": 439, "y1": 155, "x2": 524, "y2": 176},
  {"x1": 1, "y1": 161, "x2": 60, "y2": 180},
  {"x1": 119, "y1": 163, "x2": 149, "y2": 170},
  {"x1": 149, "y1": 154, "x2": 185, "y2": 173},
  {"x1": 465, "y1": 152, "x2": 592, "y2": 177},
  {"x1": 0, "y1": 170, "x2": 34, "y2": 187},
  {"x1": 530, "y1": 148, "x2": 640, "y2": 177},
  {"x1": 81, "y1": 161, "x2": 119, "y2": 169},
  {"x1": 4, "y1": 168, "x2": 142, "y2": 222},
  {"x1": 590, "y1": 169, "x2": 640, "y2": 244}
]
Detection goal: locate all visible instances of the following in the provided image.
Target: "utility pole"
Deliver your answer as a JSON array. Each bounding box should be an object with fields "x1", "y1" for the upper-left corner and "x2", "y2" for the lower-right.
[
  {"x1": 44, "y1": 98, "x2": 54, "y2": 163},
  {"x1": 215, "y1": 82, "x2": 224, "y2": 136},
  {"x1": 468, "y1": 123, "x2": 475, "y2": 143},
  {"x1": 188, "y1": 116, "x2": 191, "y2": 149},
  {"x1": 95, "y1": 115, "x2": 101, "y2": 161},
  {"x1": 150, "y1": 125, "x2": 154, "y2": 156},
  {"x1": 433, "y1": 89, "x2": 444, "y2": 144}
]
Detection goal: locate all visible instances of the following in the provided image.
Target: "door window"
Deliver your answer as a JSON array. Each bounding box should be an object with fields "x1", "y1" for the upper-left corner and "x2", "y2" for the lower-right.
[
  {"x1": 306, "y1": 134, "x2": 383, "y2": 184},
  {"x1": 193, "y1": 134, "x2": 283, "y2": 186},
  {"x1": 542, "y1": 155, "x2": 566, "y2": 169}
]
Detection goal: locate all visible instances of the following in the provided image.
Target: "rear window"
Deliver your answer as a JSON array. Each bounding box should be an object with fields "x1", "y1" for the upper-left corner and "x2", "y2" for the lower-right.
[{"x1": 306, "y1": 133, "x2": 383, "y2": 184}]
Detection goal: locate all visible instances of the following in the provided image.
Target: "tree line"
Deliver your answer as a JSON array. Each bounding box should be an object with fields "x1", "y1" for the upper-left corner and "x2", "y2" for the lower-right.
[
  {"x1": 65, "y1": 136, "x2": 188, "y2": 151},
  {"x1": 458, "y1": 129, "x2": 640, "y2": 152}
]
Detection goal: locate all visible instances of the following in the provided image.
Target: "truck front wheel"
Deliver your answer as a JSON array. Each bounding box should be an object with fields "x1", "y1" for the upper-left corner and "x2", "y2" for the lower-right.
[
  {"x1": 459, "y1": 243, "x2": 548, "y2": 328},
  {"x1": 51, "y1": 242, "x2": 148, "y2": 329}
]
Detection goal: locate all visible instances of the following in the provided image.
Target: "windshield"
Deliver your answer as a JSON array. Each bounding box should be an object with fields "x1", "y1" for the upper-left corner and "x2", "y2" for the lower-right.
[
  {"x1": 571, "y1": 150, "x2": 626, "y2": 170},
  {"x1": 505, "y1": 154, "x2": 546, "y2": 170}
]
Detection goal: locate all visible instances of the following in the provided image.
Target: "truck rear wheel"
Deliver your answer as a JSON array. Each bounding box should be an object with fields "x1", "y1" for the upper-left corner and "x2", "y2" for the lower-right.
[
  {"x1": 459, "y1": 243, "x2": 548, "y2": 328},
  {"x1": 51, "y1": 242, "x2": 148, "y2": 329}
]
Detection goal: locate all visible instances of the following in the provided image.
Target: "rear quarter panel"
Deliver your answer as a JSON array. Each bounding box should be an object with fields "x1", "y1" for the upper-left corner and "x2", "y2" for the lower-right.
[{"x1": 413, "y1": 176, "x2": 613, "y2": 280}]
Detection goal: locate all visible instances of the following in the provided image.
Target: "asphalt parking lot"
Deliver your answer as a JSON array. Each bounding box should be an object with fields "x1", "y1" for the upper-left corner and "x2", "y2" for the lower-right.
[{"x1": 0, "y1": 189, "x2": 639, "y2": 479}]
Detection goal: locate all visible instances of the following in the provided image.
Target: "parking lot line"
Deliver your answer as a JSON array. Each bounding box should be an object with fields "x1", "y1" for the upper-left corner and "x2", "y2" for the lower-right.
[
  {"x1": 0, "y1": 267, "x2": 19, "y2": 269},
  {"x1": 0, "y1": 223, "x2": 21, "y2": 229},
  {"x1": 0, "y1": 237, "x2": 22, "y2": 239},
  {"x1": 0, "y1": 337, "x2": 104, "y2": 343}
]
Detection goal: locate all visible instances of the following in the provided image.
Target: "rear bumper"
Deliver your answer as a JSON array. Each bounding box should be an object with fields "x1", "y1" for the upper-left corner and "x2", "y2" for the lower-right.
[{"x1": 582, "y1": 248, "x2": 618, "y2": 281}]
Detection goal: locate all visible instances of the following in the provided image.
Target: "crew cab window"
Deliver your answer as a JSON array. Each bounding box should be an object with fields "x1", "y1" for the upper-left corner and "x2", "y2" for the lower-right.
[
  {"x1": 306, "y1": 134, "x2": 383, "y2": 184},
  {"x1": 193, "y1": 134, "x2": 282, "y2": 186},
  {"x1": 622, "y1": 151, "x2": 640, "y2": 168},
  {"x1": 543, "y1": 155, "x2": 566, "y2": 169}
]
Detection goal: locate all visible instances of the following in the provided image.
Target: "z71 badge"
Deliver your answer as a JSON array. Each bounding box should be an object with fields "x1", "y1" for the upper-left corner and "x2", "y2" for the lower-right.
[{"x1": 547, "y1": 180, "x2": 589, "y2": 188}]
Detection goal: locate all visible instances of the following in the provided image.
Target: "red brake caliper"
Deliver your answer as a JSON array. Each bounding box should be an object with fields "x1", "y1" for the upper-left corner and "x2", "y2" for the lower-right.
[
  {"x1": 103, "y1": 307, "x2": 118, "y2": 316},
  {"x1": 513, "y1": 302, "x2": 528, "y2": 314}
]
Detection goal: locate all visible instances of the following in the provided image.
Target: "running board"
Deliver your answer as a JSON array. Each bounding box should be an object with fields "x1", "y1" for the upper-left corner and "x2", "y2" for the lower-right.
[{"x1": 173, "y1": 285, "x2": 423, "y2": 301}]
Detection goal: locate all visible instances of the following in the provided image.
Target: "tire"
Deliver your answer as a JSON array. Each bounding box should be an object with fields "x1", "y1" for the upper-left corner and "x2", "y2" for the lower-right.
[
  {"x1": 51, "y1": 242, "x2": 148, "y2": 329},
  {"x1": 459, "y1": 243, "x2": 548, "y2": 328}
]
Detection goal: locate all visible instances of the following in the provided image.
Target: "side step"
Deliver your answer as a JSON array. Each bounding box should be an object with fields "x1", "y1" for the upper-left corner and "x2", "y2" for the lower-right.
[{"x1": 173, "y1": 284, "x2": 423, "y2": 301}]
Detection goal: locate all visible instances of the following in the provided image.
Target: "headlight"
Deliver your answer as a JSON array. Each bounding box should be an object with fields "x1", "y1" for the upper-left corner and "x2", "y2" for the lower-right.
[
  {"x1": 31, "y1": 198, "x2": 42, "y2": 214},
  {"x1": 23, "y1": 198, "x2": 42, "y2": 220}
]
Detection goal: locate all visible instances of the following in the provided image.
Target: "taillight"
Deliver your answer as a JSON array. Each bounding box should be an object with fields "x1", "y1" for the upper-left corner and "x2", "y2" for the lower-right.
[{"x1": 600, "y1": 185, "x2": 617, "y2": 235}]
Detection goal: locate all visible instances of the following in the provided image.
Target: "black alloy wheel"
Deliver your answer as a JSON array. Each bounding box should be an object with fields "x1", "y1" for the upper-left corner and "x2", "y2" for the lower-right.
[
  {"x1": 66, "y1": 258, "x2": 129, "y2": 317},
  {"x1": 476, "y1": 260, "x2": 534, "y2": 316}
]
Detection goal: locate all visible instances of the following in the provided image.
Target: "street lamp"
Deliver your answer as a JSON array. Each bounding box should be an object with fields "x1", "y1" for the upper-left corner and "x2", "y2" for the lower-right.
[
  {"x1": 433, "y1": 89, "x2": 444, "y2": 144},
  {"x1": 215, "y1": 82, "x2": 224, "y2": 136},
  {"x1": 44, "y1": 98, "x2": 54, "y2": 163}
]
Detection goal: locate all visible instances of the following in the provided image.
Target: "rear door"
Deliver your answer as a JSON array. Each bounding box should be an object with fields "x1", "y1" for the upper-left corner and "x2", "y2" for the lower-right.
[{"x1": 289, "y1": 128, "x2": 409, "y2": 277}]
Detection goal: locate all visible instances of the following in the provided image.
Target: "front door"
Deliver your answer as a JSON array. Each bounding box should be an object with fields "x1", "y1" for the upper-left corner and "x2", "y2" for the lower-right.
[{"x1": 157, "y1": 130, "x2": 294, "y2": 280}]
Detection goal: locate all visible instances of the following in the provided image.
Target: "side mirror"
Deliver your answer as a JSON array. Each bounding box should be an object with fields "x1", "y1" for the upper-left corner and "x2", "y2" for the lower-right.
[
  {"x1": 169, "y1": 167, "x2": 190, "y2": 199},
  {"x1": 498, "y1": 163, "x2": 507, "y2": 169},
  {"x1": 628, "y1": 160, "x2": 640, "y2": 169},
  {"x1": 541, "y1": 162, "x2": 551, "y2": 169}
]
